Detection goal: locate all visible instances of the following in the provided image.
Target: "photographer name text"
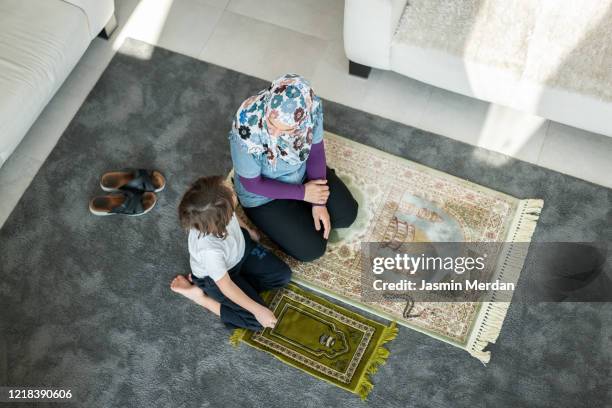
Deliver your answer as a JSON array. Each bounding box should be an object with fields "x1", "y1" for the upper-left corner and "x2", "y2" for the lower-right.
[{"x1": 372, "y1": 279, "x2": 515, "y2": 292}]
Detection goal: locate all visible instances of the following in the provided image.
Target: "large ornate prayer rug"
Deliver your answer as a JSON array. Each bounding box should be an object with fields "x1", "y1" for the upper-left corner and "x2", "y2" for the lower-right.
[
  {"x1": 230, "y1": 283, "x2": 397, "y2": 399},
  {"x1": 235, "y1": 132, "x2": 543, "y2": 363}
]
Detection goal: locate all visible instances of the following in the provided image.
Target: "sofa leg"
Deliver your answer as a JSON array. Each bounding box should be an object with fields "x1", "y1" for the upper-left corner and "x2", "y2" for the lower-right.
[
  {"x1": 348, "y1": 60, "x2": 372, "y2": 78},
  {"x1": 98, "y1": 13, "x2": 118, "y2": 39}
]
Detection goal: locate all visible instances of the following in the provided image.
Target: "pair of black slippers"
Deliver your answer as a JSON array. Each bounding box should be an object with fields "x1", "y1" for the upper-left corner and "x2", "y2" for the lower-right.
[{"x1": 89, "y1": 169, "x2": 166, "y2": 216}]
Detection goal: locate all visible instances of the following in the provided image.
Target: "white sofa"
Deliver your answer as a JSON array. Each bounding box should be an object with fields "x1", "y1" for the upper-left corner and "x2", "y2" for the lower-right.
[
  {"x1": 0, "y1": 0, "x2": 116, "y2": 168},
  {"x1": 344, "y1": 0, "x2": 612, "y2": 138}
]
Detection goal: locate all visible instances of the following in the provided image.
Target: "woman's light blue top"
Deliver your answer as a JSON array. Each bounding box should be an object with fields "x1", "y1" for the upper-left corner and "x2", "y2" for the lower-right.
[{"x1": 229, "y1": 102, "x2": 324, "y2": 208}]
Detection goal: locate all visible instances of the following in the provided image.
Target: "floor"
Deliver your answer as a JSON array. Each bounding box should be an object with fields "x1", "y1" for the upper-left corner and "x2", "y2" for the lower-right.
[
  {"x1": 1, "y1": 0, "x2": 611, "y2": 228},
  {"x1": 2, "y1": 38, "x2": 610, "y2": 408}
]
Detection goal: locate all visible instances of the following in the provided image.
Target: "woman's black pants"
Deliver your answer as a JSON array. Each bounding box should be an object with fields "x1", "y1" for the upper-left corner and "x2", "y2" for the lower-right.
[{"x1": 244, "y1": 167, "x2": 358, "y2": 262}]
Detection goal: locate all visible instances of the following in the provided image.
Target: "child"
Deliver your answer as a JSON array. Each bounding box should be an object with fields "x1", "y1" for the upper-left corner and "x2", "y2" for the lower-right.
[{"x1": 170, "y1": 175, "x2": 291, "y2": 330}]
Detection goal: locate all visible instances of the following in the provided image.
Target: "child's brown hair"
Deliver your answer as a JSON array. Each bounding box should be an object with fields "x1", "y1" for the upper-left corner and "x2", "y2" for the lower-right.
[{"x1": 178, "y1": 176, "x2": 236, "y2": 238}]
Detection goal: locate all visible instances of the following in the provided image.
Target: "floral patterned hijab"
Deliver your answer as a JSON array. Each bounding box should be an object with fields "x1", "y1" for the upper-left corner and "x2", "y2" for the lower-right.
[{"x1": 232, "y1": 73, "x2": 321, "y2": 168}]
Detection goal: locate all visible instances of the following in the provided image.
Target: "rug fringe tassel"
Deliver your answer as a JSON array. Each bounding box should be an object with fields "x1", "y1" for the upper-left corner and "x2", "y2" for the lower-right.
[
  {"x1": 467, "y1": 199, "x2": 543, "y2": 364},
  {"x1": 229, "y1": 328, "x2": 247, "y2": 347},
  {"x1": 380, "y1": 321, "x2": 399, "y2": 346},
  {"x1": 357, "y1": 322, "x2": 398, "y2": 400},
  {"x1": 468, "y1": 302, "x2": 511, "y2": 363}
]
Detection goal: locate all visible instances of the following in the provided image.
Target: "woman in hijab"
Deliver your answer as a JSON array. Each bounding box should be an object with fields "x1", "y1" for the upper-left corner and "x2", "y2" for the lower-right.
[{"x1": 229, "y1": 73, "x2": 358, "y2": 262}]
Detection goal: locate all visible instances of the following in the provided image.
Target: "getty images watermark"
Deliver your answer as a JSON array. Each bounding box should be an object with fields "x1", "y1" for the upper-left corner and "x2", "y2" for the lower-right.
[{"x1": 360, "y1": 242, "x2": 611, "y2": 303}]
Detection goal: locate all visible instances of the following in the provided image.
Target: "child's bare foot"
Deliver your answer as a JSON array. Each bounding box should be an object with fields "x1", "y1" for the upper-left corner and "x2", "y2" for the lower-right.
[{"x1": 171, "y1": 275, "x2": 205, "y2": 302}]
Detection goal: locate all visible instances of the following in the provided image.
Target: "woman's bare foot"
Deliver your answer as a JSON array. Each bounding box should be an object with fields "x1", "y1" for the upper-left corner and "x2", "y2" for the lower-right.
[{"x1": 171, "y1": 275, "x2": 205, "y2": 302}]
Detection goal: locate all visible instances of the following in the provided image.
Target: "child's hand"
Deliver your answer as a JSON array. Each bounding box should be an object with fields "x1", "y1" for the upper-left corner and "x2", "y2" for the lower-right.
[
  {"x1": 255, "y1": 306, "x2": 277, "y2": 328},
  {"x1": 248, "y1": 228, "x2": 260, "y2": 242}
]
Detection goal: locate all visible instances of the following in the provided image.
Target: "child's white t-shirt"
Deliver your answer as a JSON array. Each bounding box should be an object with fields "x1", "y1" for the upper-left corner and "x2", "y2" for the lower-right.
[{"x1": 188, "y1": 214, "x2": 245, "y2": 281}]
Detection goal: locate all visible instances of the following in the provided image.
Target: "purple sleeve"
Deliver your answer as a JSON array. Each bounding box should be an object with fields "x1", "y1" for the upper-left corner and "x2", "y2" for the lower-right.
[
  {"x1": 306, "y1": 141, "x2": 327, "y2": 181},
  {"x1": 239, "y1": 175, "x2": 305, "y2": 200}
]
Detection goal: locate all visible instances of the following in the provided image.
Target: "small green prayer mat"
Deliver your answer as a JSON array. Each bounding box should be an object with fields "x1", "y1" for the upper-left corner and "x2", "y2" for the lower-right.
[{"x1": 229, "y1": 283, "x2": 398, "y2": 399}]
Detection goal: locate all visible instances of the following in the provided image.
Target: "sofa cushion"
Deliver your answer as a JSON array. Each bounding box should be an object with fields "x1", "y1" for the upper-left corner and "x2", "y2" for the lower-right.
[
  {"x1": 392, "y1": 0, "x2": 612, "y2": 101},
  {"x1": 393, "y1": 0, "x2": 534, "y2": 79},
  {"x1": 0, "y1": 0, "x2": 90, "y2": 166},
  {"x1": 523, "y1": 1, "x2": 612, "y2": 102}
]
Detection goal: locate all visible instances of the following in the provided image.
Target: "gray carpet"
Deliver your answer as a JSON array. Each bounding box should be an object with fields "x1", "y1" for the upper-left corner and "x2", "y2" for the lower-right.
[{"x1": 1, "y1": 39, "x2": 611, "y2": 408}]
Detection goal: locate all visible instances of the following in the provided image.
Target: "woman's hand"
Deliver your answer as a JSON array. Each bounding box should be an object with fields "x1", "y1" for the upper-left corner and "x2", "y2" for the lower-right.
[
  {"x1": 254, "y1": 306, "x2": 278, "y2": 328},
  {"x1": 304, "y1": 179, "x2": 329, "y2": 205},
  {"x1": 312, "y1": 206, "x2": 331, "y2": 240}
]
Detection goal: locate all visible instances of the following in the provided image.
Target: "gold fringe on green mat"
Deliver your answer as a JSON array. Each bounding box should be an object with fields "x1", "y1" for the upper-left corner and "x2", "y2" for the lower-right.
[
  {"x1": 229, "y1": 328, "x2": 247, "y2": 347},
  {"x1": 356, "y1": 321, "x2": 398, "y2": 400}
]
